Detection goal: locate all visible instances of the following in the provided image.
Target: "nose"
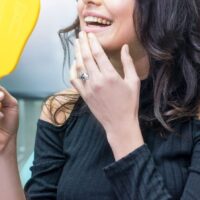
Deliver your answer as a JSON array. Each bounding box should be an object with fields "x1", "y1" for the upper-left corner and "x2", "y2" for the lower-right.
[{"x1": 82, "y1": 0, "x2": 101, "y2": 6}]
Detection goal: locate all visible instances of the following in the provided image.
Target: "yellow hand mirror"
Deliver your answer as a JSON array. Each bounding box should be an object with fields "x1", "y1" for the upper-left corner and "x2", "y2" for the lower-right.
[{"x1": 0, "y1": 0, "x2": 40, "y2": 78}]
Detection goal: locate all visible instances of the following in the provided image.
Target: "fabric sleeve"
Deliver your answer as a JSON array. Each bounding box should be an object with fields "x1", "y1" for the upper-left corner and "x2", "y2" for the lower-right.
[
  {"x1": 103, "y1": 119, "x2": 200, "y2": 200},
  {"x1": 103, "y1": 144, "x2": 172, "y2": 200},
  {"x1": 24, "y1": 119, "x2": 69, "y2": 200},
  {"x1": 180, "y1": 119, "x2": 200, "y2": 199}
]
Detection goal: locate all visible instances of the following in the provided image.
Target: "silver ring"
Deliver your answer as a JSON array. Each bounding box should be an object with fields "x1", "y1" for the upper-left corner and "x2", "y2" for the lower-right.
[{"x1": 79, "y1": 72, "x2": 89, "y2": 81}]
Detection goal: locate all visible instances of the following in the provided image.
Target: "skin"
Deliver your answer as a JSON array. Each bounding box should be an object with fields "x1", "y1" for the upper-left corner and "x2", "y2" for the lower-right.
[
  {"x1": 70, "y1": 0, "x2": 150, "y2": 160},
  {"x1": 77, "y1": 0, "x2": 150, "y2": 79},
  {"x1": 0, "y1": 0, "x2": 150, "y2": 199},
  {"x1": 0, "y1": 88, "x2": 25, "y2": 200}
]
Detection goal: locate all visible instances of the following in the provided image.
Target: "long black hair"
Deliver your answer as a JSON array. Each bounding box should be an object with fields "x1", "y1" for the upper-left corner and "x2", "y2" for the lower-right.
[{"x1": 44, "y1": 0, "x2": 200, "y2": 133}]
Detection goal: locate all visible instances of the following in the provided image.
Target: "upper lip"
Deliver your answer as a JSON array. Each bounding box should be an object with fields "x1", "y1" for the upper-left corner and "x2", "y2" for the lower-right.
[{"x1": 83, "y1": 11, "x2": 113, "y2": 22}]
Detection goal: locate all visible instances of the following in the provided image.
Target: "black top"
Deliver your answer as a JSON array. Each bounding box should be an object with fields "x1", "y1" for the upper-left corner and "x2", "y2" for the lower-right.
[{"x1": 24, "y1": 79, "x2": 200, "y2": 200}]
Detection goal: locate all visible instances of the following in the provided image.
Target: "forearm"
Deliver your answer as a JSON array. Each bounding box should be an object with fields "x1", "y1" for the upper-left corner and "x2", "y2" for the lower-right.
[{"x1": 0, "y1": 136, "x2": 26, "y2": 200}]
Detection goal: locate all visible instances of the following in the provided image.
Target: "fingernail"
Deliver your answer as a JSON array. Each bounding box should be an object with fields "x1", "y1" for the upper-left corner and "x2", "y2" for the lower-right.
[
  {"x1": 125, "y1": 45, "x2": 129, "y2": 54},
  {"x1": 79, "y1": 31, "x2": 84, "y2": 38},
  {"x1": 0, "y1": 91, "x2": 4, "y2": 98},
  {"x1": 88, "y1": 33, "x2": 94, "y2": 39},
  {"x1": 0, "y1": 112, "x2": 4, "y2": 119}
]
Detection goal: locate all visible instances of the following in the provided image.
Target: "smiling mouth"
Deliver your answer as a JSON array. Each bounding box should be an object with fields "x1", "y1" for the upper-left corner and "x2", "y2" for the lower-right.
[{"x1": 84, "y1": 16, "x2": 113, "y2": 28}]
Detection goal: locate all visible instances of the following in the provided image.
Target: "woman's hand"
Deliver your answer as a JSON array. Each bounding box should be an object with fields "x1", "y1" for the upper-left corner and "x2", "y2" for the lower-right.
[
  {"x1": 70, "y1": 31, "x2": 144, "y2": 159},
  {"x1": 0, "y1": 86, "x2": 19, "y2": 153},
  {"x1": 0, "y1": 87, "x2": 25, "y2": 200}
]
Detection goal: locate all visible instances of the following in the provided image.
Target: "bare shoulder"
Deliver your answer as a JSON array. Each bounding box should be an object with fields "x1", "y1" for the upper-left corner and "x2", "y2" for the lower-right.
[
  {"x1": 40, "y1": 88, "x2": 79, "y2": 126},
  {"x1": 194, "y1": 104, "x2": 200, "y2": 120},
  {"x1": 197, "y1": 108, "x2": 200, "y2": 120}
]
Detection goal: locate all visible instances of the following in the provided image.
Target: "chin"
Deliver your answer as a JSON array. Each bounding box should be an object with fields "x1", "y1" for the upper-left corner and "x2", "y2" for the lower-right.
[{"x1": 94, "y1": 35, "x2": 122, "y2": 53}]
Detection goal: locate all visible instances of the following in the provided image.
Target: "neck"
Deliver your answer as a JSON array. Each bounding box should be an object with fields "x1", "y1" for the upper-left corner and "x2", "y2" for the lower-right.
[{"x1": 107, "y1": 45, "x2": 150, "y2": 80}]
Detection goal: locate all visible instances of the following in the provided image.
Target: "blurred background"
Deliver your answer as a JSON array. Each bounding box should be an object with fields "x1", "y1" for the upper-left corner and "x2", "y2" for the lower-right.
[{"x1": 0, "y1": 0, "x2": 77, "y2": 173}]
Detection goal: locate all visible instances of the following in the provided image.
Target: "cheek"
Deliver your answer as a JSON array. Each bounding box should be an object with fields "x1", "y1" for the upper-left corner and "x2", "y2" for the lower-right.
[
  {"x1": 102, "y1": 15, "x2": 136, "y2": 51},
  {"x1": 114, "y1": 17, "x2": 136, "y2": 43},
  {"x1": 76, "y1": 0, "x2": 136, "y2": 52},
  {"x1": 101, "y1": 21, "x2": 136, "y2": 52},
  {"x1": 101, "y1": 0, "x2": 136, "y2": 50}
]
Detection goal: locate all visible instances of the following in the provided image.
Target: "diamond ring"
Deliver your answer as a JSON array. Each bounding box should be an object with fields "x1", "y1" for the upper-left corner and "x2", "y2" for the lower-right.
[{"x1": 79, "y1": 72, "x2": 89, "y2": 81}]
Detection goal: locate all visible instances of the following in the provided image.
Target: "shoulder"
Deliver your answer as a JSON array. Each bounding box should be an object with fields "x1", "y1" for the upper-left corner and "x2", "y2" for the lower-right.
[
  {"x1": 40, "y1": 88, "x2": 79, "y2": 126},
  {"x1": 194, "y1": 105, "x2": 200, "y2": 120},
  {"x1": 190, "y1": 105, "x2": 200, "y2": 140},
  {"x1": 195, "y1": 105, "x2": 200, "y2": 120}
]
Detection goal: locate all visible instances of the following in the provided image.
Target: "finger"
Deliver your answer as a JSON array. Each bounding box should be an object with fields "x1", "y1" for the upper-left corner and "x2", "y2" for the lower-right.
[
  {"x1": 75, "y1": 39, "x2": 87, "y2": 76},
  {"x1": 69, "y1": 60, "x2": 79, "y2": 92},
  {"x1": 0, "y1": 92, "x2": 4, "y2": 113},
  {"x1": 74, "y1": 39, "x2": 92, "y2": 96},
  {"x1": 121, "y1": 44, "x2": 138, "y2": 82},
  {"x1": 70, "y1": 60, "x2": 78, "y2": 80},
  {"x1": 69, "y1": 58, "x2": 86, "y2": 92},
  {"x1": 70, "y1": 78, "x2": 85, "y2": 98},
  {"x1": 0, "y1": 94, "x2": 3, "y2": 117},
  {"x1": 88, "y1": 33, "x2": 118, "y2": 76},
  {"x1": 78, "y1": 31, "x2": 100, "y2": 76},
  {"x1": 0, "y1": 86, "x2": 18, "y2": 108},
  {"x1": 0, "y1": 111, "x2": 4, "y2": 119},
  {"x1": 0, "y1": 91, "x2": 5, "y2": 101},
  {"x1": 76, "y1": 60, "x2": 88, "y2": 82}
]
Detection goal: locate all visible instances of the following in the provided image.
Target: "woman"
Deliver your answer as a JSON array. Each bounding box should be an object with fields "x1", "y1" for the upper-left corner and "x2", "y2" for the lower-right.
[{"x1": 0, "y1": 0, "x2": 200, "y2": 199}]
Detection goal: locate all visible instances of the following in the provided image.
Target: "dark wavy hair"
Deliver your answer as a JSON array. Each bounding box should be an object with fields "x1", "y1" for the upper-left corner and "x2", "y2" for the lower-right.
[{"x1": 44, "y1": 0, "x2": 200, "y2": 134}]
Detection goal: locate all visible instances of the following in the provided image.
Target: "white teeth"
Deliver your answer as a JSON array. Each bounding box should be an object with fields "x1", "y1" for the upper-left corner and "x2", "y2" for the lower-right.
[{"x1": 84, "y1": 16, "x2": 112, "y2": 25}]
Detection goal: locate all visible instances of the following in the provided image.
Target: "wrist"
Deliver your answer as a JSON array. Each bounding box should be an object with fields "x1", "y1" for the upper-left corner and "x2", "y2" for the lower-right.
[
  {"x1": 105, "y1": 121, "x2": 144, "y2": 161},
  {"x1": 107, "y1": 134, "x2": 144, "y2": 160},
  {"x1": 104, "y1": 117, "x2": 140, "y2": 134},
  {"x1": 0, "y1": 134, "x2": 17, "y2": 158}
]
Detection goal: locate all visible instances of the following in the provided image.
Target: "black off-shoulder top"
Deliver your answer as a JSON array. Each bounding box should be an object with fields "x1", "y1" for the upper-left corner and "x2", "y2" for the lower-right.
[{"x1": 24, "y1": 78, "x2": 200, "y2": 200}]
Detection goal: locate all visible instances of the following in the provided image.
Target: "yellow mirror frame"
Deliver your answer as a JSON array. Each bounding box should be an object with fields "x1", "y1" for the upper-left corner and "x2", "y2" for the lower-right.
[{"x1": 0, "y1": 0, "x2": 40, "y2": 78}]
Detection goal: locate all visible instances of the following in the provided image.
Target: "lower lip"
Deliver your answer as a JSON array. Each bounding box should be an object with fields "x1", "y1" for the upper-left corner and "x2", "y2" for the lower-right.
[{"x1": 83, "y1": 24, "x2": 112, "y2": 33}]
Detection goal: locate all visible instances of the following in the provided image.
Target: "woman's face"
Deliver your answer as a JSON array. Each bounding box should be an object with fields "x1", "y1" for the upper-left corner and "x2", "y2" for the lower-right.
[{"x1": 77, "y1": 0, "x2": 137, "y2": 52}]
